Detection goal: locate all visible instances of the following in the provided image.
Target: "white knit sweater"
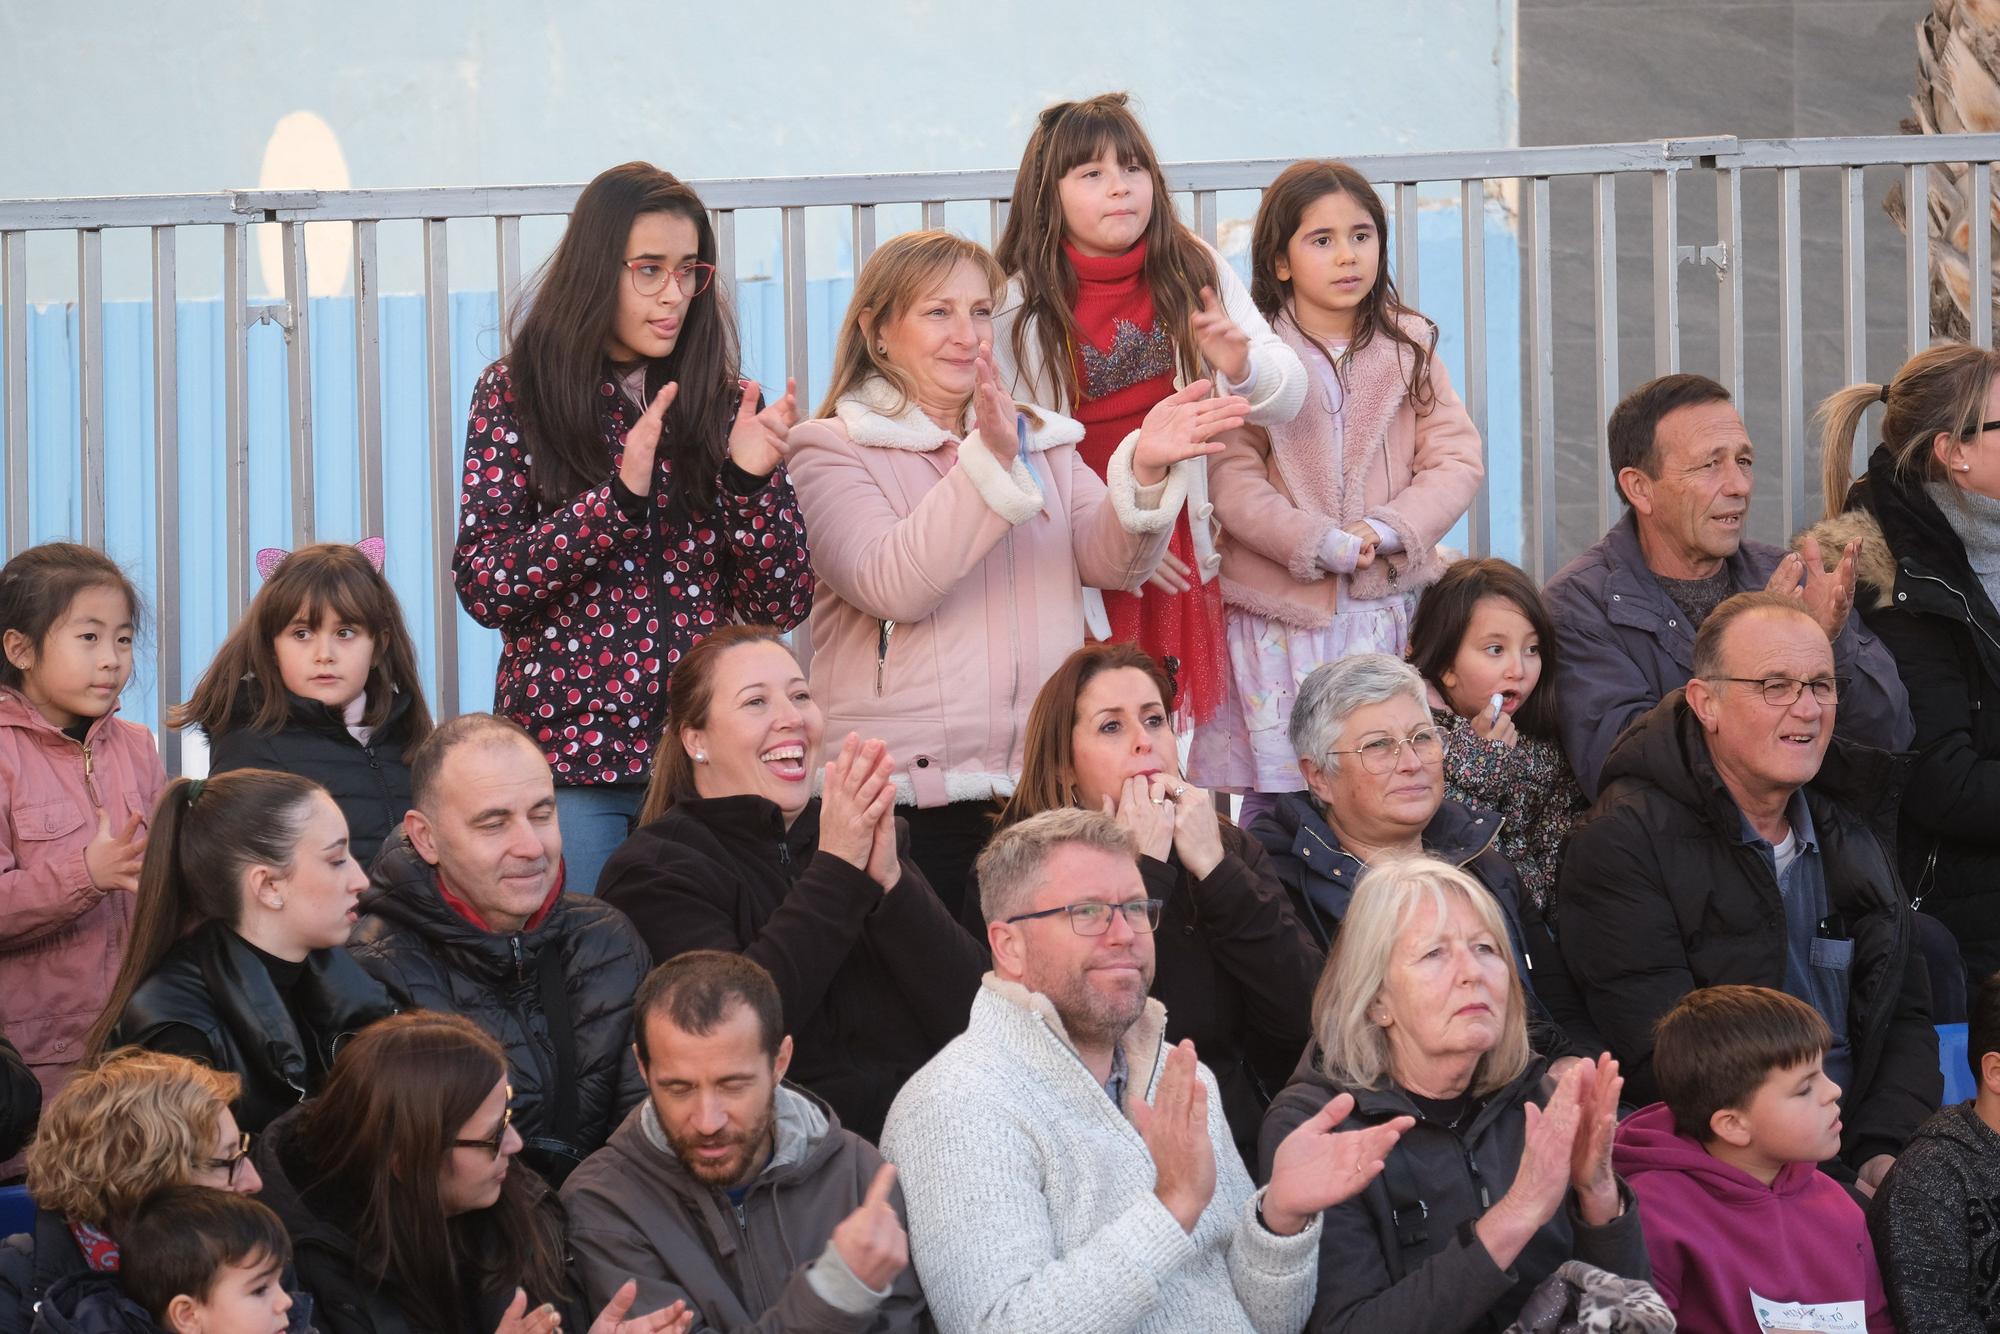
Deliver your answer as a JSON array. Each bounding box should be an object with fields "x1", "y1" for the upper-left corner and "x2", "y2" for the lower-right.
[{"x1": 878, "y1": 974, "x2": 1319, "y2": 1334}]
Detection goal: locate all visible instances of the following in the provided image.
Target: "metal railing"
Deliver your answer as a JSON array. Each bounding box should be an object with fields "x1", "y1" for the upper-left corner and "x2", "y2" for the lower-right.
[{"x1": 1, "y1": 131, "x2": 1994, "y2": 772}]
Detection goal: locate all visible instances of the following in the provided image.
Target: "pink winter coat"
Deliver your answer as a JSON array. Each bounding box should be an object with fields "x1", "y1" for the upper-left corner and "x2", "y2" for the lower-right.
[
  {"x1": 1210, "y1": 311, "x2": 1483, "y2": 629},
  {"x1": 787, "y1": 378, "x2": 1185, "y2": 806},
  {"x1": 0, "y1": 687, "x2": 166, "y2": 1107}
]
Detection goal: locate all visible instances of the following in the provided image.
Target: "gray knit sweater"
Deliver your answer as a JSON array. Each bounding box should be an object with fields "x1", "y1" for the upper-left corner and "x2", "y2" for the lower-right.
[
  {"x1": 878, "y1": 974, "x2": 1319, "y2": 1334},
  {"x1": 1867, "y1": 1101, "x2": 2000, "y2": 1332}
]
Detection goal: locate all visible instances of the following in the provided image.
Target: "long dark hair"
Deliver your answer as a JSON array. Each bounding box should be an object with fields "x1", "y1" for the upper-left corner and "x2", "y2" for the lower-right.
[
  {"x1": 995, "y1": 93, "x2": 1218, "y2": 407},
  {"x1": 509, "y1": 161, "x2": 740, "y2": 517},
  {"x1": 1249, "y1": 159, "x2": 1437, "y2": 414},
  {"x1": 171, "y1": 543, "x2": 431, "y2": 741},
  {"x1": 1406, "y1": 558, "x2": 1563, "y2": 741},
  {"x1": 997, "y1": 641, "x2": 1178, "y2": 830},
  {"x1": 294, "y1": 1012, "x2": 569, "y2": 1330},
  {"x1": 86, "y1": 770, "x2": 326, "y2": 1058},
  {"x1": 0, "y1": 542, "x2": 142, "y2": 693},
  {"x1": 638, "y1": 623, "x2": 791, "y2": 826}
]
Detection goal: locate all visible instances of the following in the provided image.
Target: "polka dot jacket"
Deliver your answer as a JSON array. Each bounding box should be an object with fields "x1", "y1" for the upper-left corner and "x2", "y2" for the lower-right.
[{"x1": 453, "y1": 361, "x2": 814, "y2": 786}]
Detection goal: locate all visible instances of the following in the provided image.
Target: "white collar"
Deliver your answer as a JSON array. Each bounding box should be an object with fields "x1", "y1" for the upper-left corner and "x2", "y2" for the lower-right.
[{"x1": 833, "y1": 376, "x2": 1084, "y2": 454}]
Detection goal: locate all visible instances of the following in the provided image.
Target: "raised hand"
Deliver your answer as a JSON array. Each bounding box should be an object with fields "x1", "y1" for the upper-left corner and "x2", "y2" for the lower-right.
[
  {"x1": 618, "y1": 383, "x2": 680, "y2": 496},
  {"x1": 1166, "y1": 779, "x2": 1225, "y2": 879},
  {"x1": 830, "y1": 1162, "x2": 911, "y2": 1292},
  {"x1": 865, "y1": 790, "x2": 903, "y2": 892},
  {"x1": 1567, "y1": 1052, "x2": 1623, "y2": 1224},
  {"x1": 819, "y1": 734, "x2": 897, "y2": 872},
  {"x1": 1475, "y1": 1061, "x2": 1586, "y2": 1270},
  {"x1": 1189, "y1": 286, "x2": 1251, "y2": 384},
  {"x1": 85, "y1": 809, "x2": 145, "y2": 892},
  {"x1": 1766, "y1": 534, "x2": 1859, "y2": 641},
  {"x1": 726, "y1": 377, "x2": 801, "y2": 476},
  {"x1": 586, "y1": 1280, "x2": 693, "y2": 1334},
  {"x1": 1104, "y1": 773, "x2": 1175, "y2": 862},
  {"x1": 1261, "y1": 1092, "x2": 1413, "y2": 1235},
  {"x1": 1470, "y1": 696, "x2": 1519, "y2": 749},
  {"x1": 1131, "y1": 381, "x2": 1249, "y2": 486},
  {"x1": 493, "y1": 1290, "x2": 563, "y2": 1334},
  {"x1": 1131, "y1": 1040, "x2": 1216, "y2": 1233},
  {"x1": 971, "y1": 350, "x2": 1022, "y2": 470}
]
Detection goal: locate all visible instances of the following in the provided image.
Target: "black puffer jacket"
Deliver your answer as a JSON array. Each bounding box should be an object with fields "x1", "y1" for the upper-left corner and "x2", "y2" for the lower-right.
[
  {"x1": 0, "y1": 1213, "x2": 85, "y2": 1334},
  {"x1": 1557, "y1": 690, "x2": 1940, "y2": 1165},
  {"x1": 112, "y1": 920, "x2": 396, "y2": 1133},
  {"x1": 29, "y1": 1270, "x2": 314, "y2": 1334},
  {"x1": 1260, "y1": 1052, "x2": 1649, "y2": 1334},
  {"x1": 599, "y1": 795, "x2": 983, "y2": 1144},
  {"x1": 1816, "y1": 448, "x2": 2000, "y2": 987},
  {"x1": 204, "y1": 684, "x2": 422, "y2": 872},
  {"x1": 349, "y1": 838, "x2": 649, "y2": 1186}
]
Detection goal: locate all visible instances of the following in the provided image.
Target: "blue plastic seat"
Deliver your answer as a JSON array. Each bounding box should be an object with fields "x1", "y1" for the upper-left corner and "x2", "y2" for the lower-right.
[
  {"x1": 0, "y1": 1183, "x2": 31, "y2": 1238},
  {"x1": 1939, "y1": 1022, "x2": 1976, "y2": 1106}
]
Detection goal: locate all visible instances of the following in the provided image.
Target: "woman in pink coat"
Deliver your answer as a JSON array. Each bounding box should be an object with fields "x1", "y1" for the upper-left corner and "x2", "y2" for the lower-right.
[{"x1": 785, "y1": 230, "x2": 1245, "y2": 916}]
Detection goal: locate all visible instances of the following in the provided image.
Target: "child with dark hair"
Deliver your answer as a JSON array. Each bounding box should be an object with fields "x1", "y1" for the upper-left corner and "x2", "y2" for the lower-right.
[
  {"x1": 1870, "y1": 971, "x2": 2000, "y2": 1330},
  {"x1": 1613, "y1": 985, "x2": 1893, "y2": 1332}
]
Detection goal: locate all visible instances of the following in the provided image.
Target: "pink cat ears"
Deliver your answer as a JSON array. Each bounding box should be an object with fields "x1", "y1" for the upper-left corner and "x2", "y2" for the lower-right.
[{"x1": 255, "y1": 537, "x2": 387, "y2": 581}]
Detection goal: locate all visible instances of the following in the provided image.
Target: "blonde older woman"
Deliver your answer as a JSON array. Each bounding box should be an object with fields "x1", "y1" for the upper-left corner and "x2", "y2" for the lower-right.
[
  {"x1": 1258, "y1": 858, "x2": 1648, "y2": 1334},
  {"x1": 786, "y1": 229, "x2": 1246, "y2": 912}
]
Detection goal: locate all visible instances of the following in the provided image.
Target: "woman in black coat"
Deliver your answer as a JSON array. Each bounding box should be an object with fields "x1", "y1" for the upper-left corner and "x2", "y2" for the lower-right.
[
  {"x1": 1816, "y1": 343, "x2": 2000, "y2": 1000},
  {"x1": 973, "y1": 642, "x2": 1325, "y2": 1168},
  {"x1": 87, "y1": 770, "x2": 394, "y2": 1133},
  {"x1": 598, "y1": 627, "x2": 984, "y2": 1143}
]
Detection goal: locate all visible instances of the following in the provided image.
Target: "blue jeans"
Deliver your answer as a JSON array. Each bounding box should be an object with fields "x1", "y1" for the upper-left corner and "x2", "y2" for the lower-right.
[{"x1": 553, "y1": 785, "x2": 643, "y2": 897}]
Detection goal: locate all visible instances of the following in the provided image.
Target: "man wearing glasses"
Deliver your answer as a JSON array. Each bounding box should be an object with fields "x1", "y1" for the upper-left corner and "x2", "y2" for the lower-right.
[
  {"x1": 1559, "y1": 591, "x2": 1939, "y2": 1196},
  {"x1": 880, "y1": 808, "x2": 1410, "y2": 1334},
  {"x1": 1546, "y1": 373, "x2": 1911, "y2": 800}
]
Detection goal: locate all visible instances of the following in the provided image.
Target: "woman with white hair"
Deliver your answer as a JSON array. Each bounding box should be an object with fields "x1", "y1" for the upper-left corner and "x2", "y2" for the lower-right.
[
  {"x1": 1244, "y1": 652, "x2": 1595, "y2": 1055},
  {"x1": 1258, "y1": 857, "x2": 1649, "y2": 1333}
]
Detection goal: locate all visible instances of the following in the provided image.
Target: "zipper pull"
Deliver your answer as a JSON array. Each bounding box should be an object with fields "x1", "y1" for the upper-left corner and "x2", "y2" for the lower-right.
[
  {"x1": 511, "y1": 936, "x2": 527, "y2": 984},
  {"x1": 81, "y1": 741, "x2": 102, "y2": 808},
  {"x1": 875, "y1": 619, "x2": 896, "y2": 696}
]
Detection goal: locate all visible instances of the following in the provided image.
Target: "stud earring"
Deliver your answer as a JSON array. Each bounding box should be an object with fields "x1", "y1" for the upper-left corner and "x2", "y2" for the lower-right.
[
  {"x1": 270, "y1": 898, "x2": 285, "y2": 911},
  {"x1": 695, "y1": 751, "x2": 707, "y2": 764},
  {"x1": 1961, "y1": 464, "x2": 1974, "y2": 473},
  {"x1": 875, "y1": 342, "x2": 886, "y2": 356}
]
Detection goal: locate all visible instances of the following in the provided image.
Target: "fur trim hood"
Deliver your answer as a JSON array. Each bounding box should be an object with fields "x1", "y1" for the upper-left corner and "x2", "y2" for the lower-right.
[{"x1": 1797, "y1": 508, "x2": 1898, "y2": 611}]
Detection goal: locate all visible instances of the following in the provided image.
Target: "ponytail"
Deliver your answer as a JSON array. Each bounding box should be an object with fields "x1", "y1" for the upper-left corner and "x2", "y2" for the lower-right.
[
  {"x1": 1814, "y1": 341, "x2": 2000, "y2": 519},
  {"x1": 637, "y1": 625, "x2": 792, "y2": 826},
  {"x1": 86, "y1": 770, "x2": 325, "y2": 1058},
  {"x1": 1817, "y1": 382, "x2": 1885, "y2": 517}
]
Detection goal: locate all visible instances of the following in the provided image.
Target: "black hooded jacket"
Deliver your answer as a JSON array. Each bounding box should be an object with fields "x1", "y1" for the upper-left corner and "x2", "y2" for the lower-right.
[
  {"x1": 1557, "y1": 690, "x2": 1939, "y2": 1165},
  {"x1": 348, "y1": 837, "x2": 649, "y2": 1186}
]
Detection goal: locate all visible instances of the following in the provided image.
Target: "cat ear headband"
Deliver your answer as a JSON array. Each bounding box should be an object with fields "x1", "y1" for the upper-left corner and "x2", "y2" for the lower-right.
[{"x1": 255, "y1": 537, "x2": 387, "y2": 581}]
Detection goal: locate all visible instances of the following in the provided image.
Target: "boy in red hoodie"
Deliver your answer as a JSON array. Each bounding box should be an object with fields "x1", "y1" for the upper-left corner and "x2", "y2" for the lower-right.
[{"x1": 1612, "y1": 984, "x2": 1895, "y2": 1333}]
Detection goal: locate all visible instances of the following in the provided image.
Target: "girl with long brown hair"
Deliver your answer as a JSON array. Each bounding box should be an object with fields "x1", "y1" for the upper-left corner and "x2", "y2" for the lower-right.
[
  {"x1": 1811, "y1": 340, "x2": 2000, "y2": 1001},
  {"x1": 250, "y1": 1011, "x2": 690, "y2": 1334},
  {"x1": 992, "y1": 92, "x2": 1308, "y2": 730},
  {"x1": 1193, "y1": 159, "x2": 1483, "y2": 800},
  {"x1": 451, "y1": 161, "x2": 814, "y2": 899}
]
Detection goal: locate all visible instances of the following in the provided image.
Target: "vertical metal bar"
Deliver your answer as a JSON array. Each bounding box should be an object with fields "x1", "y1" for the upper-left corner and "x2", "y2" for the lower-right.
[
  {"x1": 494, "y1": 215, "x2": 522, "y2": 355},
  {"x1": 222, "y1": 224, "x2": 249, "y2": 620},
  {"x1": 1715, "y1": 166, "x2": 1745, "y2": 405},
  {"x1": 851, "y1": 205, "x2": 877, "y2": 271},
  {"x1": 1460, "y1": 179, "x2": 1489, "y2": 557},
  {"x1": 988, "y1": 199, "x2": 1009, "y2": 244},
  {"x1": 1974, "y1": 162, "x2": 1993, "y2": 348},
  {"x1": 280, "y1": 220, "x2": 315, "y2": 546},
  {"x1": 1906, "y1": 162, "x2": 1930, "y2": 355},
  {"x1": 2, "y1": 231, "x2": 27, "y2": 555},
  {"x1": 1195, "y1": 191, "x2": 1218, "y2": 247},
  {"x1": 353, "y1": 220, "x2": 385, "y2": 540},
  {"x1": 1526, "y1": 177, "x2": 1557, "y2": 579},
  {"x1": 1841, "y1": 166, "x2": 1868, "y2": 382},
  {"x1": 151, "y1": 227, "x2": 182, "y2": 775},
  {"x1": 1652, "y1": 171, "x2": 1680, "y2": 375},
  {"x1": 922, "y1": 201, "x2": 946, "y2": 230},
  {"x1": 1778, "y1": 167, "x2": 1807, "y2": 534},
  {"x1": 780, "y1": 206, "x2": 807, "y2": 384},
  {"x1": 1396, "y1": 182, "x2": 1420, "y2": 311},
  {"x1": 713, "y1": 211, "x2": 736, "y2": 294},
  {"x1": 76, "y1": 230, "x2": 104, "y2": 548},
  {"x1": 423, "y1": 218, "x2": 458, "y2": 719},
  {"x1": 1592, "y1": 173, "x2": 1621, "y2": 532}
]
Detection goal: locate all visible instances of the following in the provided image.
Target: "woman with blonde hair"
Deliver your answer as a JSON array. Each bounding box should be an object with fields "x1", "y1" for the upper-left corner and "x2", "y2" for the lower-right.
[
  {"x1": 1812, "y1": 340, "x2": 2000, "y2": 1000},
  {"x1": 785, "y1": 228, "x2": 1243, "y2": 911},
  {"x1": 0, "y1": 1050, "x2": 263, "y2": 1333},
  {"x1": 1259, "y1": 857, "x2": 1646, "y2": 1333}
]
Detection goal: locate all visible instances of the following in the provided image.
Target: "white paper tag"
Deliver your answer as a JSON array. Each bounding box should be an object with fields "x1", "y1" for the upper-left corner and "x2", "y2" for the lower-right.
[{"x1": 1747, "y1": 1289, "x2": 1867, "y2": 1333}]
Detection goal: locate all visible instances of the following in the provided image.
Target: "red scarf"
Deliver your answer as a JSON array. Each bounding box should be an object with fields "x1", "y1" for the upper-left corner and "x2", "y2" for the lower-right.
[
  {"x1": 69, "y1": 1219, "x2": 119, "y2": 1272},
  {"x1": 1064, "y1": 238, "x2": 1225, "y2": 724},
  {"x1": 437, "y1": 866, "x2": 564, "y2": 933}
]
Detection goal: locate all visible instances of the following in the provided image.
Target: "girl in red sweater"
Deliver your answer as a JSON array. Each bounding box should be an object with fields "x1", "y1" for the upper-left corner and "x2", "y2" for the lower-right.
[{"x1": 993, "y1": 93, "x2": 1307, "y2": 729}]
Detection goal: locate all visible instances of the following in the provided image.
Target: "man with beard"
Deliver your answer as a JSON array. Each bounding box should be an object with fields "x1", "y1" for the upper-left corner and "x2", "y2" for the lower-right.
[
  {"x1": 880, "y1": 808, "x2": 1410, "y2": 1334},
  {"x1": 561, "y1": 950, "x2": 931, "y2": 1332}
]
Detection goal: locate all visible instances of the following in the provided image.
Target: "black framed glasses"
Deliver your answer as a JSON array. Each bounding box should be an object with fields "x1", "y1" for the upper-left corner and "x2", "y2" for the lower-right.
[
  {"x1": 453, "y1": 1093, "x2": 514, "y2": 1159},
  {"x1": 624, "y1": 259, "x2": 716, "y2": 299},
  {"x1": 205, "y1": 1131, "x2": 252, "y2": 1185},
  {"x1": 1327, "y1": 726, "x2": 1448, "y2": 775},
  {"x1": 1005, "y1": 899, "x2": 1164, "y2": 936},
  {"x1": 1705, "y1": 675, "x2": 1847, "y2": 707}
]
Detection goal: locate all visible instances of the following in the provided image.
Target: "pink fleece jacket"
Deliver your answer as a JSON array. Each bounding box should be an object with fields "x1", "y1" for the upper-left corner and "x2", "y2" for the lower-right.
[{"x1": 1612, "y1": 1101, "x2": 1895, "y2": 1333}]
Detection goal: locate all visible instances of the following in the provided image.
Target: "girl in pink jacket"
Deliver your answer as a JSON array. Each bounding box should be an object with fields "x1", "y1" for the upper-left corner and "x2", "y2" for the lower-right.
[
  {"x1": 786, "y1": 231, "x2": 1244, "y2": 915},
  {"x1": 0, "y1": 543, "x2": 167, "y2": 1156},
  {"x1": 1194, "y1": 160, "x2": 1485, "y2": 797}
]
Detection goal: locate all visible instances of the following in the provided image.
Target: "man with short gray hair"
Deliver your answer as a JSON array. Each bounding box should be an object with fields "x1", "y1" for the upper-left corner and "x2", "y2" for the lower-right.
[{"x1": 881, "y1": 808, "x2": 1410, "y2": 1334}]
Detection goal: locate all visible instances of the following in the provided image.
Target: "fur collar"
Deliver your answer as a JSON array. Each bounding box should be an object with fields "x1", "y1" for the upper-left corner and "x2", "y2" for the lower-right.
[
  {"x1": 978, "y1": 972, "x2": 1169, "y2": 1109},
  {"x1": 1797, "y1": 508, "x2": 1898, "y2": 611},
  {"x1": 833, "y1": 376, "x2": 1085, "y2": 454}
]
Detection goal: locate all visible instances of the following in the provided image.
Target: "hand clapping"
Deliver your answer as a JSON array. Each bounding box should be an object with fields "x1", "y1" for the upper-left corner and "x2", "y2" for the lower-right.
[
  {"x1": 1261, "y1": 1092, "x2": 1413, "y2": 1236},
  {"x1": 818, "y1": 732, "x2": 902, "y2": 891},
  {"x1": 725, "y1": 377, "x2": 801, "y2": 477}
]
